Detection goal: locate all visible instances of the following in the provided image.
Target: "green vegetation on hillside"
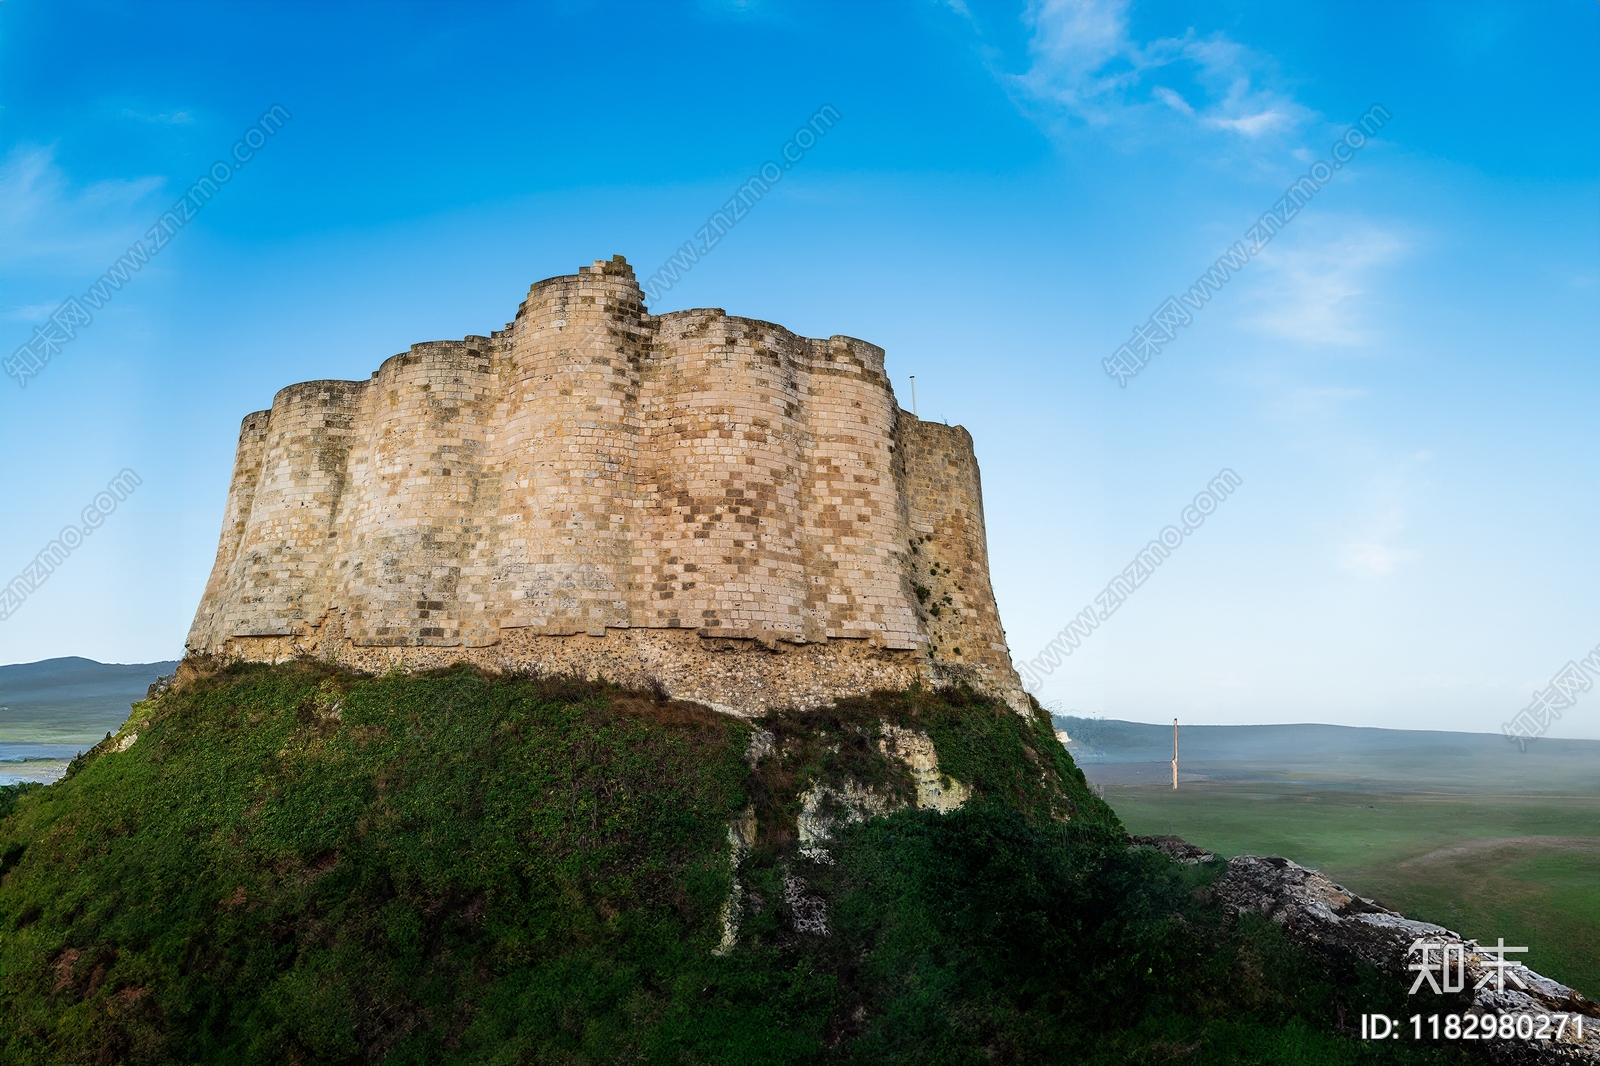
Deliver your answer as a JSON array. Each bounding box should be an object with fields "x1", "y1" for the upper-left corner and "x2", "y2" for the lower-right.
[{"x1": 0, "y1": 664, "x2": 1470, "y2": 1064}]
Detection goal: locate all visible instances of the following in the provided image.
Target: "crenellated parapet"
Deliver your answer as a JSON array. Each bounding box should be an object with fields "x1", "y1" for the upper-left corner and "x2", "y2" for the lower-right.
[{"x1": 188, "y1": 256, "x2": 1026, "y2": 715}]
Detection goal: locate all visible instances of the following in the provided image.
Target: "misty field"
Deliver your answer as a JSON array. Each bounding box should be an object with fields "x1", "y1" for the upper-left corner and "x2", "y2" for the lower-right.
[{"x1": 1058, "y1": 716, "x2": 1600, "y2": 999}]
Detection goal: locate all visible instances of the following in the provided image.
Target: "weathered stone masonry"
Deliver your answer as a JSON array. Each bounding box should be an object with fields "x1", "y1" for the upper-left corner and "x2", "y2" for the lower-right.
[{"x1": 188, "y1": 256, "x2": 1026, "y2": 715}]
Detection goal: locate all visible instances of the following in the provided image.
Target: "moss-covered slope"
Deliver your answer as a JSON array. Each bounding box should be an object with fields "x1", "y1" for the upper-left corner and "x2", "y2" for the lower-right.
[{"x1": 0, "y1": 665, "x2": 1465, "y2": 1065}]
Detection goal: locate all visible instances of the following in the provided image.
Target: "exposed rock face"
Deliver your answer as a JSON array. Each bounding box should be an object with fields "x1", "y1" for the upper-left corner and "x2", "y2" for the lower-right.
[
  {"x1": 713, "y1": 808, "x2": 758, "y2": 957},
  {"x1": 187, "y1": 256, "x2": 1025, "y2": 715},
  {"x1": 1134, "y1": 839, "x2": 1600, "y2": 1064},
  {"x1": 797, "y1": 780, "x2": 898, "y2": 863},
  {"x1": 878, "y1": 724, "x2": 972, "y2": 813},
  {"x1": 720, "y1": 722, "x2": 974, "y2": 951},
  {"x1": 793, "y1": 724, "x2": 972, "y2": 864}
]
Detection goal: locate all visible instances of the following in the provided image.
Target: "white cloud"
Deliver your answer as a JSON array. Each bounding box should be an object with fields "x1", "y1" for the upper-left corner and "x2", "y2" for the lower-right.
[
  {"x1": 1010, "y1": 0, "x2": 1134, "y2": 127},
  {"x1": 695, "y1": 0, "x2": 781, "y2": 20},
  {"x1": 1206, "y1": 111, "x2": 1289, "y2": 137},
  {"x1": 1006, "y1": 0, "x2": 1310, "y2": 142},
  {"x1": 0, "y1": 301, "x2": 61, "y2": 323},
  {"x1": 0, "y1": 146, "x2": 164, "y2": 272},
  {"x1": 1153, "y1": 85, "x2": 1194, "y2": 116},
  {"x1": 1335, "y1": 451, "x2": 1431, "y2": 578},
  {"x1": 1273, "y1": 384, "x2": 1367, "y2": 417},
  {"x1": 120, "y1": 109, "x2": 195, "y2": 126},
  {"x1": 1179, "y1": 34, "x2": 1299, "y2": 139},
  {"x1": 1339, "y1": 531, "x2": 1418, "y2": 577},
  {"x1": 1242, "y1": 220, "x2": 1408, "y2": 346}
]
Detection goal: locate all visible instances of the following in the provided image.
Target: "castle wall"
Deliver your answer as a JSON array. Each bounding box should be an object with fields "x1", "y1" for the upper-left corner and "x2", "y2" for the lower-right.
[
  {"x1": 644, "y1": 311, "x2": 811, "y2": 640},
  {"x1": 211, "y1": 379, "x2": 368, "y2": 639},
  {"x1": 495, "y1": 261, "x2": 647, "y2": 635},
  {"x1": 801, "y1": 336, "x2": 921, "y2": 649},
  {"x1": 188, "y1": 410, "x2": 271, "y2": 644},
  {"x1": 335, "y1": 340, "x2": 498, "y2": 649},
  {"x1": 900, "y1": 419, "x2": 1019, "y2": 705},
  {"x1": 187, "y1": 256, "x2": 1027, "y2": 715}
]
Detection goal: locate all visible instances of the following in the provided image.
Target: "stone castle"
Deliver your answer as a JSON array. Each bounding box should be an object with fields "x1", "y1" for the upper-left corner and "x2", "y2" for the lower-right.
[{"x1": 187, "y1": 256, "x2": 1026, "y2": 715}]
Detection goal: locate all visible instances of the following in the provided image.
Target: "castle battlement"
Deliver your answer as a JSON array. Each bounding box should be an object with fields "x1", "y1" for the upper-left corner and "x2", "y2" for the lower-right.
[{"x1": 188, "y1": 256, "x2": 1026, "y2": 715}]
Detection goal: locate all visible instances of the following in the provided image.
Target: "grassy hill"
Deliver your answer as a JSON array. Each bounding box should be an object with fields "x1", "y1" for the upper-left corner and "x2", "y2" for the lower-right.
[{"x1": 0, "y1": 665, "x2": 1471, "y2": 1064}]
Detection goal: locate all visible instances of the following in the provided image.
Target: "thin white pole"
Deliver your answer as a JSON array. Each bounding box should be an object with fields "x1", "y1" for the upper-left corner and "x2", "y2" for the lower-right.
[
  {"x1": 909, "y1": 376, "x2": 918, "y2": 417},
  {"x1": 1172, "y1": 718, "x2": 1179, "y2": 790}
]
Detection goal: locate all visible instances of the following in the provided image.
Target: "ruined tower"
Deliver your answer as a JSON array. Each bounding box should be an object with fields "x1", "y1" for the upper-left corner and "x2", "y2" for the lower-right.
[{"x1": 187, "y1": 256, "x2": 1026, "y2": 715}]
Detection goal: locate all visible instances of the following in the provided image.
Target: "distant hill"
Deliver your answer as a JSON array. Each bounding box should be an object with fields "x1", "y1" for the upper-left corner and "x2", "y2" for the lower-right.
[
  {"x1": 1052, "y1": 714, "x2": 1600, "y2": 792},
  {"x1": 0, "y1": 657, "x2": 179, "y2": 745}
]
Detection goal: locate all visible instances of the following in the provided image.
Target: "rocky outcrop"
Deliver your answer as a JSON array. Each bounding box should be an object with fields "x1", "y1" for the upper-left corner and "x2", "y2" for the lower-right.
[{"x1": 1135, "y1": 839, "x2": 1599, "y2": 1063}]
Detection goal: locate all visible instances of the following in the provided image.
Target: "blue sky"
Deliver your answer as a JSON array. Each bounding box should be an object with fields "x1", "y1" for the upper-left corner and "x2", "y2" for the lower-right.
[{"x1": 0, "y1": 0, "x2": 1595, "y2": 738}]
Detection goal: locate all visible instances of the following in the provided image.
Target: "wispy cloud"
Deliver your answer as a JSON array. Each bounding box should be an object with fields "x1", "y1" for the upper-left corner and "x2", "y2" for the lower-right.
[
  {"x1": 1340, "y1": 522, "x2": 1418, "y2": 577},
  {"x1": 1273, "y1": 384, "x2": 1367, "y2": 417},
  {"x1": 120, "y1": 108, "x2": 195, "y2": 126},
  {"x1": 1003, "y1": 0, "x2": 1310, "y2": 143},
  {"x1": 1153, "y1": 85, "x2": 1193, "y2": 116},
  {"x1": 0, "y1": 146, "x2": 164, "y2": 273},
  {"x1": 695, "y1": 0, "x2": 784, "y2": 21},
  {"x1": 1241, "y1": 220, "x2": 1408, "y2": 346},
  {"x1": 0, "y1": 302, "x2": 62, "y2": 323},
  {"x1": 1337, "y1": 451, "x2": 1431, "y2": 578},
  {"x1": 1179, "y1": 34, "x2": 1299, "y2": 138}
]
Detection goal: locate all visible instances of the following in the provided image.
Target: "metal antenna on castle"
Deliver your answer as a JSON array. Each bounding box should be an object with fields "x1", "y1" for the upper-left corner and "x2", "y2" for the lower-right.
[
  {"x1": 1172, "y1": 718, "x2": 1179, "y2": 790},
  {"x1": 909, "y1": 375, "x2": 918, "y2": 417}
]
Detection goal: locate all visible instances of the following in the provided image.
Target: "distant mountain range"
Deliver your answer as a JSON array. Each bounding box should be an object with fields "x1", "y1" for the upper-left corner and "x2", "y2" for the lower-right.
[
  {"x1": 1, "y1": 657, "x2": 180, "y2": 746},
  {"x1": 1052, "y1": 714, "x2": 1600, "y2": 792}
]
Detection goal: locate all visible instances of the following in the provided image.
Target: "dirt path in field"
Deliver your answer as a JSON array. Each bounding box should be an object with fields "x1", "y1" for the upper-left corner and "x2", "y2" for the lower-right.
[{"x1": 1397, "y1": 835, "x2": 1600, "y2": 868}]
